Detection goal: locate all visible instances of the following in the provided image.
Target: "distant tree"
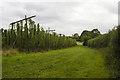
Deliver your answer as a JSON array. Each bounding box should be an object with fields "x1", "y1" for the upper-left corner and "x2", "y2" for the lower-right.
[
  {"x1": 79, "y1": 29, "x2": 101, "y2": 46},
  {"x1": 91, "y1": 29, "x2": 100, "y2": 38},
  {"x1": 72, "y1": 33, "x2": 79, "y2": 39},
  {"x1": 91, "y1": 29, "x2": 100, "y2": 34}
]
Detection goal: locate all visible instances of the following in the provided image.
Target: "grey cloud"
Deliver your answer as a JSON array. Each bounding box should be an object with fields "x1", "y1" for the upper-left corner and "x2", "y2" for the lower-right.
[
  {"x1": 0, "y1": 1, "x2": 118, "y2": 36},
  {"x1": 96, "y1": 1, "x2": 118, "y2": 15}
]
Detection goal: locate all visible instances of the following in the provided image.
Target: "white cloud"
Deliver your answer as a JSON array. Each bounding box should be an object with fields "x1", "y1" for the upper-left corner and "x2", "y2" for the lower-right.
[{"x1": 0, "y1": 0, "x2": 119, "y2": 36}]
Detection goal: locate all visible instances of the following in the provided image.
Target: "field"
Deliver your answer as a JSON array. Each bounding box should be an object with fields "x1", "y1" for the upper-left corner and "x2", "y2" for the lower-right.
[{"x1": 2, "y1": 45, "x2": 113, "y2": 78}]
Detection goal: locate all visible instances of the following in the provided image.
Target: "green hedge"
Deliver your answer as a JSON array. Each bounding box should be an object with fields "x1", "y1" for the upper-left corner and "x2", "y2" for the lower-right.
[
  {"x1": 87, "y1": 25, "x2": 120, "y2": 77},
  {"x1": 87, "y1": 34, "x2": 110, "y2": 48}
]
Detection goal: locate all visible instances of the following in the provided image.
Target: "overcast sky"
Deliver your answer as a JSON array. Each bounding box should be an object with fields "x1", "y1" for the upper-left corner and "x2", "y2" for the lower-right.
[{"x1": 0, "y1": 0, "x2": 119, "y2": 36}]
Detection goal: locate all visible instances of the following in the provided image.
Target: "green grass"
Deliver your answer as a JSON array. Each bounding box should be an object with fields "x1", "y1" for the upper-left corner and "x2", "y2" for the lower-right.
[{"x1": 2, "y1": 46, "x2": 113, "y2": 78}]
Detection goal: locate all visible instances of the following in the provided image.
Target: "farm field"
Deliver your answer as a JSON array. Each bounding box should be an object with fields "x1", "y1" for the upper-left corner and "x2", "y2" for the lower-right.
[
  {"x1": 2, "y1": 45, "x2": 113, "y2": 78},
  {"x1": 1, "y1": 1, "x2": 120, "y2": 78}
]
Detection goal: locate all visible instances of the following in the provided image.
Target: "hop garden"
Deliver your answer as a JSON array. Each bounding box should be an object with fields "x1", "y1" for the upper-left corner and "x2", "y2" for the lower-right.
[{"x1": 1, "y1": 18, "x2": 76, "y2": 52}]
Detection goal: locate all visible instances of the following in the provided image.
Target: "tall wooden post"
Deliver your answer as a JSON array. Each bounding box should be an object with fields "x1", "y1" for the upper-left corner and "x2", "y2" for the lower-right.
[
  {"x1": 11, "y1": 23, "x2": 13, "y2": 45},
  {"x1": 25, "y1": 15, "x2": 28, "y2": 51},
  {"x1": 11, "y1": 23, "x2": 15, "y2": 48},
  {"x1": 20, "y1": 21, "x2": 23, "y2": 47},
  {"x1": 46, "y1": 27, "x2": 55, "y2": 49},
  {"x1": 10, "y1": 15, "x2": 36, "y2": 49}
]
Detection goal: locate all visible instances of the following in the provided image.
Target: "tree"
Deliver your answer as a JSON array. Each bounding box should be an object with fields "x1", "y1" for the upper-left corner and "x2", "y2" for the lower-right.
[
  {"x1": 72, "y1": 33, "x2": 79, "y2": 40},
  {"x1": 79, "y1": 29, "x2": 101, "y2": 46}
]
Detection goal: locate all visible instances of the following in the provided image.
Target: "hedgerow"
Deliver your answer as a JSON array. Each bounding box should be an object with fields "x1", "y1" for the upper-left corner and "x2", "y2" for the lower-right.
[{"x1": 87, "y1": 26, "x2": 120, "y2": 77}]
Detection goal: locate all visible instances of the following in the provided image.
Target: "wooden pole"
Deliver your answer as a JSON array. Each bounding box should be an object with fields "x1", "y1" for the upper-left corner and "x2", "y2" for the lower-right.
[
  {"x1": 25, "y1": 15, "x2": 29, "y2": 52},
  {"x1": 11, "y1": 23, "x2": 13, "y2": 45},
  {"x1": 10, "y1": 15, "x2": 36, "y2": 25},
  {"x1": 10, "y1": 15, "x2": 36, "y2": 49},
  {"x1": 46, "y1": 27, "x2": 55, "y2": 33},
  {"x1": 46, "y1": 27, "x2": 55, "y2": 49}
]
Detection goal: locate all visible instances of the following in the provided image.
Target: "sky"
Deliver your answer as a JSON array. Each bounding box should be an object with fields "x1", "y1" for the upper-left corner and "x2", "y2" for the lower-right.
[{"x1": 0, "y1": 0, "x2": 119, "y2": 36}]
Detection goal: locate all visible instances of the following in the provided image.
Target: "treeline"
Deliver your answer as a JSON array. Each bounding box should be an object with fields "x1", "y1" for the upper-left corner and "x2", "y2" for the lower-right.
[
  {"x1": 87, "y1": 26, "x2": 120, "y2": 77},
  {"x1": 1, "y1": 19, "x2": 76, "y2": 52},
  {"x1": 71, "y1": 29, "x2": 101, "y2": 45}
]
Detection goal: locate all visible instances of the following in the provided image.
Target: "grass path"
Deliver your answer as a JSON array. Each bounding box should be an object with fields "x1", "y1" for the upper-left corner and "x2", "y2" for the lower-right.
[{"x1": 2, "y1": 46, "x2": 113, "y2": 78}]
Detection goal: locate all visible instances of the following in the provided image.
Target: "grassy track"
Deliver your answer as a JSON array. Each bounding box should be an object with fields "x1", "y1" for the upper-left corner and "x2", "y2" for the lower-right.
[{"x1": 2, "y1": 46, "x2": 113, "y2": 78}]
